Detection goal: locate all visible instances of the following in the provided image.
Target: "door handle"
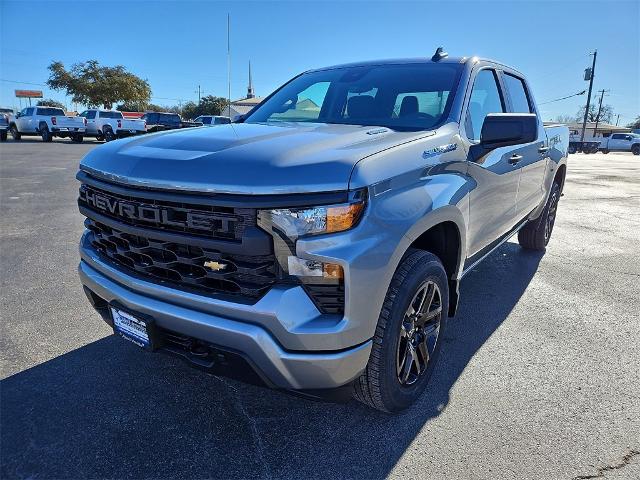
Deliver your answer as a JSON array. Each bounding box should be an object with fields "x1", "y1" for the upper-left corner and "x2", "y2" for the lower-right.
[
  {"x1": 538, "y1": 146, "x2": 550, "y2": 154},
  {"x1": 508, "y1": 154, "x2": 523, "y2": 165}
]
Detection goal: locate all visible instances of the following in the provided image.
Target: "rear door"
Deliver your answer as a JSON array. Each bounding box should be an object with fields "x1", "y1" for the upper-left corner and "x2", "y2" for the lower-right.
[
  {"x1": 464, "y1": 67, "x2": 521, "y2": 258},
  {"x1": 501, "y1": 72, "x2": 548, "y2": 218}
]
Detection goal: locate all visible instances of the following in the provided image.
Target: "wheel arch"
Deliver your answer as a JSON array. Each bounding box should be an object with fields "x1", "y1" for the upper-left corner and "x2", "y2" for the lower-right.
[
  {"x1": 555, "y1": 163, "x2": 567, "y2": 192},
  {"x1": 405, "y1": 217, "x2": 465, "y2": 317}
]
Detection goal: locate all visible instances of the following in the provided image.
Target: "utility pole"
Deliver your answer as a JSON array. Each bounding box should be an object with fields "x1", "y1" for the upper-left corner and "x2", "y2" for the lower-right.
[
  {"x1": 593, "y1": 89, "x2": 608, "y2": 137},
  {"x1": 197, "y1": 85, "x2": 201, "y2": 104},
  {"x1": 580, "y1": 50, "x2": 597, "y2": 146},
  {"x1": 227, "y1": 13, "x2": 231, "y2": 116},
  {"x1": 615, "y1": 114, "x2": 621, "y2": 126}
]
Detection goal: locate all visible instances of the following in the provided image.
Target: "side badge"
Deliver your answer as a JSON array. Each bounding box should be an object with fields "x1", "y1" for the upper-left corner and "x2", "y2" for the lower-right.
[{"x1": 423, "y1": 143, "x2": 457, "y2": 158}]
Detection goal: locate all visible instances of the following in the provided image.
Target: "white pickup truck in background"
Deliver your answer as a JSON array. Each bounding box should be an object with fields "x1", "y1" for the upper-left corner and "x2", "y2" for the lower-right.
[
  {"x1": 79, "y1": 109, "x2": 146, "y2": 142},
  {"x1": 9, "y1": 106, "x2": 86, "y2": 142},
  {"x1": 599, "y1": 133, "x2": 640, "y2": 155}
]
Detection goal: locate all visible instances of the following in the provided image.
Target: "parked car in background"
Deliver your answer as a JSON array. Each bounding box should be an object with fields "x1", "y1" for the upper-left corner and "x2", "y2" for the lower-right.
[
  {"x1": 568, "y1": 132, "x2": 600, "y2": 154},
  {"x1": 0, "y1": 108, "x2": 12, "y2": 141},
  {"x1": 79, "y1": 109, "x2": 146, "y2": 142},
  {"x1": 194, "y1": 115, "x2": 232, "y2": 126},
  {"x1": 599, "y1": 133, "x2": 640, "y2": 155},
  {"x1": 77, "y1": 52, "x2": 569, "y2": 412},
  {"x1": 140, "y1": 112, "x2": 181, "y2": 132},
  {"x1": 10, "y1": 106, "x2": 86, "y2": 142},
  {"x1": 141, "y1": 112, "x2": 203, "y2": 132}
]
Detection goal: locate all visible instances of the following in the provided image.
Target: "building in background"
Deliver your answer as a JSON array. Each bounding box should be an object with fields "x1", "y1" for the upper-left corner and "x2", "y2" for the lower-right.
[{"x1": 222, "y1": 62, "x2": 263, "y2": 119}]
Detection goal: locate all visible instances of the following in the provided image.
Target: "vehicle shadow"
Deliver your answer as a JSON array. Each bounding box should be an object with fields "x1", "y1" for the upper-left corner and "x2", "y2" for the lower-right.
[{"x1": 0, "y1": 242, "x2": 543, "y2": 479}]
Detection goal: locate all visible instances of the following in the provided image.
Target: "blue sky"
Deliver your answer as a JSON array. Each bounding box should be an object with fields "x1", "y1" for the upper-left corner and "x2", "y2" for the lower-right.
[{"x1": 1, "y1": 0, "x2": 638, "y2": 123}]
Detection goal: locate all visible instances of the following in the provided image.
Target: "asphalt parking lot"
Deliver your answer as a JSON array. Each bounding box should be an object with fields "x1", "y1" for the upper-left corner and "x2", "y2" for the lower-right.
[{"x1": 1, "y1": 139, "x2": 639, "y2": 479}]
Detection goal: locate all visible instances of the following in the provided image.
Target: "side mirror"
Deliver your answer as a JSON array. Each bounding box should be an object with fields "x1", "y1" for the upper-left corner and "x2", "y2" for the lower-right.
[{"x1": 480, "y1": 113, "x2": 537, "y2": 150}]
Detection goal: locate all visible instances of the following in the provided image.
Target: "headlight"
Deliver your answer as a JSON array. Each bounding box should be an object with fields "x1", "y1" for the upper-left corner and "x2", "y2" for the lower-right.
[
  {"x1": 257, "y1": 190, "x2": 366, "y2": 283},
  {"x1": 259, "y1": 202, "x2": 364, "y2": 240}
]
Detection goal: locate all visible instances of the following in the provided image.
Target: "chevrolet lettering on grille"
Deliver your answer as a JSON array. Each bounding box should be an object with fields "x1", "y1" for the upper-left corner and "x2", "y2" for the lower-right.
[{"x1": 79, "y1": 185, "x2": 236, "y2": 234}]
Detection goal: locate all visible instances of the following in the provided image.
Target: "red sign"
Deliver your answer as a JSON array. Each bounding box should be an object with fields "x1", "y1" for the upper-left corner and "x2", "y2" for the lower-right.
[{"x1": 15, "y1": 90, "x2": 43, "y2": 98}]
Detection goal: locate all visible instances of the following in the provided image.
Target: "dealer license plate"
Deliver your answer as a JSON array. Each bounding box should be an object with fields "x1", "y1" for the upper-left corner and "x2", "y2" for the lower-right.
[{"x1": 111, "y1": 307, "x2": 150, "y2": 348}]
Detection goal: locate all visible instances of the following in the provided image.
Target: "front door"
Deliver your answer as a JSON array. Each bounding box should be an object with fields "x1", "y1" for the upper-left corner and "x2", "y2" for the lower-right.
[{"x1": 465, "y1": 68, "x2": 521, "y2": 259}]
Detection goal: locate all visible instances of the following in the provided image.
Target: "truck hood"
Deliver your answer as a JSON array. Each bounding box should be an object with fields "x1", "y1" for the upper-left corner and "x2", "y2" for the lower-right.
[{"x1": 79, "y1": 122, "x2": 430, "y2": 194}]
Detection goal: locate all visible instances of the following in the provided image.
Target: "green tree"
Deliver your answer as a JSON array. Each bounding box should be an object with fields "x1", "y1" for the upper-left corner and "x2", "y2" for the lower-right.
[
  {"x1": 47, "y1": 60, "x2": 151, "y2": 109},
  {"x1": 37, "y1": 98, "x2": 65, "y2": 109},
  {"x1": 181, "y1": 96, "x2": 229, "y2": 119}
]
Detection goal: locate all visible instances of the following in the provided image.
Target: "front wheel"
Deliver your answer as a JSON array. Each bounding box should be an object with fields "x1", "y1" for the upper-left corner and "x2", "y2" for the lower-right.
[
  {"x1": 40, "y1": 124, "x2": 53, "y2": 142},
  {"x1": 10, "y1": 125, "x2": 21, "y2": 140},
  {"x1": 632, "y1": 144, "x2": 640, "y2": 156},
  {"x1": 353, "y1": 249, "x2": 448, "y2": 412},
  {"x1": 518, "y1": 181, "x2": 561, "y2": 251},
  {"x1": 601, "y1": 149, "x2": 609, "y2": 154},
  {"x1": 0, "y1": 130, "x2": 7, "y2": 142}
]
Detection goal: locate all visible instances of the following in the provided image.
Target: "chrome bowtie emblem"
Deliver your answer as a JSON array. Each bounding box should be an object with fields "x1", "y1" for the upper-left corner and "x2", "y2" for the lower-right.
[
  {"x1": 204, "y1": 260, "x2": 227, "y2": 271},
  {"x1": 423, "y1": 143, "x2": 457, "y2": 158}
]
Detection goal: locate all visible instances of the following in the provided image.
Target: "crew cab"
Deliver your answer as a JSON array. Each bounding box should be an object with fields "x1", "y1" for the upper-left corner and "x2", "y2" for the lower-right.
[
  {"x1": 194, "y1": 115, "x2": 232, "y2": 126},
  {"x1": 76, "y1": 50, "x2": 568, "y2": 412},
  {"x1": 10, "y1": 106, "x2": 86, "y2": 142},
  {"x1": 79, "y1": 109, "x2": 146, "y2": 142},
  {"x1": 599, "y1": 133, "x2": 640, "y2": 155}
]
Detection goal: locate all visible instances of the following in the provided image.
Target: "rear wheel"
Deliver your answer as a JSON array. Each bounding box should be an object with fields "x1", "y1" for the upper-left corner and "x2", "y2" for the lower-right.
[
  {"x1": 10, "y1": 125, "x2": 21, "y2": 140},
  {"x1": 568, "y1": 144, "x2": 577, "y2": 154},
  {"x1": 0, "y1": 130, "x2": 7, "y2": 142},
  {"x1": 632, "y1": 144, "x2": 640, "y2": 156},
  {"x1": 518, "y1": 181, "x2": 561, "y2": 251},
  {"x1": 71, "y1": 134, "x2": 84, "y2": 143},
  {"x1": 40, "y1": 124, "x2": 53, "y2": 142},
  {"x1": 103, "y1": 127, "x2": 116, "y2": 142},
  {"x1": 353, "y1": 249, "x2": 448, "y2": 412},
  {"x1": 601, "y1": 149, "x2": 609, "y2": 154}
]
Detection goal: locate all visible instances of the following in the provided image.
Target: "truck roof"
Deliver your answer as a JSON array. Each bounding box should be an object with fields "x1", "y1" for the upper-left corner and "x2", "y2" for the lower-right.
[{"x1": 309, "y1": 56, "x2": 522, "y2": 75}]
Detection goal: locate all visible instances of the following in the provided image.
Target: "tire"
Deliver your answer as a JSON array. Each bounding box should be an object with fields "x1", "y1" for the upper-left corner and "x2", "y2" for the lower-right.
[
  {"x1": 632, "y1": 144, "x2": 640, "y2": 156},
  {"x1": 353, "y1": 249, "x2": 448, "y2": 412},
  {"x1": 71, "y1": 134, "x2": 84, "y2": 143},
  {"x1": 568, "y1": 144, "x2": 577, "y2": 154},
  {"x1": 518, "y1": 181, "x2": 561, "y2": 251},
  {"x1": 10, "y1": 125, "x2": 21, "y2": 140},
  {"x1": 103, "y1": 127, "x2": 115, "y2": 142},
  {"x1": 601, "y1": 149, "x2": 609, "y2": 154},
  {"x1": 0, "y1": 130, "x2": 7, "y2": 142},
  {"x1": 40, "y1": 124, "x2": 53, "y2": 142}
]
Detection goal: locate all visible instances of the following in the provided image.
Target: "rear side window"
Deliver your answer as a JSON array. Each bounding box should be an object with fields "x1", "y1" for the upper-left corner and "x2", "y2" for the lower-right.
[
  {"x1": 465, "y1": 69, "x2": 505, "y2": 141},
  {"x1": 611, "y1": 134, "x2": 623, "y2": 139},
  {"x1": 215, "y1": 117, "x2": 231, "y2": 124},
  {"x1": 503, "y1": 74, "x2": 532, "y2": 113},
  {"x1": 99, "y1": 111, "x2": 123, "y2": 119},
  {"x1": 202, "y1": 117, "x2": 212, "y2": 124},
  {"x1": 37, "y1": 107, "x2": 65, "y2": 116},
  {"x1": 87, "y1": 111, "x2": 96, "y2": 119}
]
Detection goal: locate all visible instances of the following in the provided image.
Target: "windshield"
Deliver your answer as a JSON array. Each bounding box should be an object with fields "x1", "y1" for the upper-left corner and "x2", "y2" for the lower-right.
[
  {"x1": 100, "y1": 111, "x2": 123, "y2": 119},
  {"x1": 245, "y1": 63, "x2": 463, "y2": 131},
  {"x1": 37, "y1": 107, "x2": 65, "y2": 116}
]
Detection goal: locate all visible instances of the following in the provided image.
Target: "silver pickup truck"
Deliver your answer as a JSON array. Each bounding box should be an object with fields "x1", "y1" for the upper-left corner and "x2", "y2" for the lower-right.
[
  {"x1": 10, "y1": 106, "x2": 86, "y2": 142},
  {"x1": 79, "y1": 109, "x2": 146, "y2": 142},
  {"x1": 77, "y1": 50, "x2": 568, "y2": 412}
]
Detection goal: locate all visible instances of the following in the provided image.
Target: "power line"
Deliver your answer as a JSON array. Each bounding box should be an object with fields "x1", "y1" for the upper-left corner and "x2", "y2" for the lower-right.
[
  {"x1": 538, "y1": 90, "x2": 586, "y2": 105},
  {"x1": 0, "y1": 78, "x2": 47, "y2": 86}
]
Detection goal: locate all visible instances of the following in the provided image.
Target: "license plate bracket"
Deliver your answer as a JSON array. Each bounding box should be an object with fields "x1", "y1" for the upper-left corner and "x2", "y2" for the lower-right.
[{"x1": 110, "y1": 304, "x2": 163, "y2": 351}]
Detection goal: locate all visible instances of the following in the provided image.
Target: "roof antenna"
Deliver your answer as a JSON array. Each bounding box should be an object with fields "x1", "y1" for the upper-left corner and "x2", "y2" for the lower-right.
[{"x1": 432, "y1": 47, "x2": 448, "y2": 62}]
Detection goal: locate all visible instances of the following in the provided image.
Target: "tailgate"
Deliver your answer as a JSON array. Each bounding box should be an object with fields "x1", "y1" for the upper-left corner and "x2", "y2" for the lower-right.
[
  {"x1": 57, "y1": 116, "x2": 85, "y2": 128},
  {"x1": 121, "y1": 119, "x2": 145, "y2": 131}
]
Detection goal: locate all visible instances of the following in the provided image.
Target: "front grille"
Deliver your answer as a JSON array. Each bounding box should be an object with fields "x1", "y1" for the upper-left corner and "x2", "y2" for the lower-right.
[
  {"x1": 79, "y1": 184, "x2": 254, "y2": 241},
  {"x1": 86, "y1": 219, "x2": 276, "y2": 300}
]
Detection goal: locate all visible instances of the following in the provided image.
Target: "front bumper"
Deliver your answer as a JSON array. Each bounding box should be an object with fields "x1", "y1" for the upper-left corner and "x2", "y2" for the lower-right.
[{"x1": 79, "y1": 249, "x2": 372, "y2": 390}]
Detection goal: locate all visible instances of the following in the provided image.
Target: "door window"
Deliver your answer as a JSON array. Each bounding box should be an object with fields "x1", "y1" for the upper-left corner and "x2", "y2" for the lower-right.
[
  {"x1": 87, "y1": 110, "x2": 96, "y2": 119},
  {"x1": 503, "y1": 73, "x2": 532, "y2": 113},
  {"x1": 465, "y1": 69, "x2": 505, "y2": 141}
]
